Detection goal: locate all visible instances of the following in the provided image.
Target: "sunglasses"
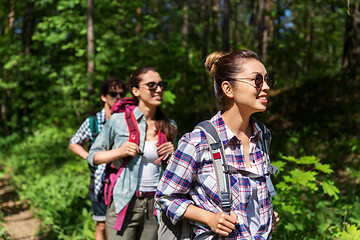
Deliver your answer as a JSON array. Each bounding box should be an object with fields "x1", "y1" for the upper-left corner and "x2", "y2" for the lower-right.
[
  {"x1": 142, "y1": 81, "x2": 167, "y2": 91},
  {"x1": 108, "y1": 91, "x2": 125, "y2": 98},
  {"x1": 232, "y1": 73, "x2": 275, "y2": 89}
]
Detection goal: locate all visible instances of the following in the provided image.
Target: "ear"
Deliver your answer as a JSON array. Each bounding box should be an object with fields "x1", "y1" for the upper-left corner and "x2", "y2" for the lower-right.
[
  {"x1": 100, "y1": 95, "x2": 107, "y2": 103},
  {"x1": 221, "y1": 81, "x2": 234, "y2": 99},
  {"x1": 132, "y1": 87, "x2": 140, "y2": 97}
]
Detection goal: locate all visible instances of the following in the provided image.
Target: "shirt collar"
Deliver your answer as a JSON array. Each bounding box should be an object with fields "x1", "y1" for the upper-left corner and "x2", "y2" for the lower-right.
[
  {"x1": 133, "y1": 106, "x2": 145, "y2": 121},
  {"x1": 210, "y1": 111, "x2": 235, "y2": 146},
  {"x1": 210, "y1": 112, "x2": 262, "y2": 146}
]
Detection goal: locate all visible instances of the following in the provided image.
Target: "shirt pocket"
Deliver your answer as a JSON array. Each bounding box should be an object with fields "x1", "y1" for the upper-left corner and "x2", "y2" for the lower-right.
[{"x1": 197, "y1": 152, "x2": 219, "y2": 202}]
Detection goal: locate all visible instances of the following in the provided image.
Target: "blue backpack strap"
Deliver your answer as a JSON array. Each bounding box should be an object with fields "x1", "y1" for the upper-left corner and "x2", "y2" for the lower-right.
[
  {"x1": 89, "y1": 115, "x2": 99, "y2": 143},
  {"x1": 195, "y1": 121, "x2": 232, "y2": 214}
]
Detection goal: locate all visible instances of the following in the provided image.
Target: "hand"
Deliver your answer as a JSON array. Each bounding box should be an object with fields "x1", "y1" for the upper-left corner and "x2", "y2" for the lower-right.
[
  {"x1": 271, "y1": 211, "x2": 280, "y2": 232},
  {"x1": 206, "y1": 211, "x2": 238, "y2": 236},
  {"x1": 157, "y1": 141, "x2": 175, "y2": 157},
  {"x1": 119, "y1": 141, "x2": 140, "y2": 158}
]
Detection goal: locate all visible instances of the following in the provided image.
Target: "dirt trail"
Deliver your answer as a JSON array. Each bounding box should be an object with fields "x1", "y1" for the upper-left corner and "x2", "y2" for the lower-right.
[{"x1": 0, "y1": 173, "x2": 41, "y2": 240}]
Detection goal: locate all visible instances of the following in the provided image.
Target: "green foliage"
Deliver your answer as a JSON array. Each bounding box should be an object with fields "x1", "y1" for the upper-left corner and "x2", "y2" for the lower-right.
[
  {"x1": 2, "y1": 126, "x2": 94, "y2": 239},
  {"x1": 0, "y1": 0, "x2": 358, "y2": 239},
  {"x1": 272, "y1": 155, "x2": 340, "y2": 238},
  {"x1": 331, "y1": 223, "x2": 360, "y2": 240}
]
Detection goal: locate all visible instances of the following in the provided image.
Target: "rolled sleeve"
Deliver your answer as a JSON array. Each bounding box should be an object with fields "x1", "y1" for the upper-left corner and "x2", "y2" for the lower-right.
[
  {"x1": 155, "y1": 133, "x2": 197, "y2": 224},
  {"x1": 69, "y1": 118, "x2": 91, "y2": 145},
  {"x1": 87, "y1": 117, "x2": 115, "y2": 167}
]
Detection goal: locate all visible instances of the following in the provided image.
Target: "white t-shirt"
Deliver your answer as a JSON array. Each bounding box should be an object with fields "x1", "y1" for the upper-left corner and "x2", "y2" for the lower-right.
[{"x1": 137, "y1": 141, "x2": 160, "y2": 192}]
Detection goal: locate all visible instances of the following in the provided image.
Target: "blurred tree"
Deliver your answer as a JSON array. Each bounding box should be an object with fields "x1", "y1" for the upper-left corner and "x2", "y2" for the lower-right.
[
  {"x1": 342, "y1": 1, "x2": 360, "y2": 78},
  {"x1": 87, "y1": 0, "x2": 95, "y2": 115}
]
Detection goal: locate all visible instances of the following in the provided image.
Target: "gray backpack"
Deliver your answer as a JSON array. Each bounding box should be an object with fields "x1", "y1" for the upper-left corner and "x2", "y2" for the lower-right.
[{"x1": 158, "y1": 120, "x2": 278, "y2": 240}]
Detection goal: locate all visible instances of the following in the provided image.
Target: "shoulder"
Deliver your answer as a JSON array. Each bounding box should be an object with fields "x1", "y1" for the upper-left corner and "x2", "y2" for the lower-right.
[
  {"x1": 178, "y1": 127, "x2": 208, "y2": 151},
  {"x1": 78, "y1": 116, "x2": 91, "y2": 129},
  {"x1": 107, "y1": 112, "x2": 125, "y2": 125},
  {"x1": 96, "y1": 109, "x2": 105, "y2": 118}
]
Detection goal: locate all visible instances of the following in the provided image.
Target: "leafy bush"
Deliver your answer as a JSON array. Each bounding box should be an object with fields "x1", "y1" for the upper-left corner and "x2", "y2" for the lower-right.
[
  {"x1": 271, "y1": 155, "x2": 341, "y2": 239},
  {"x1": 2, "y1": 126, "x2": 95, "y2": 239}
]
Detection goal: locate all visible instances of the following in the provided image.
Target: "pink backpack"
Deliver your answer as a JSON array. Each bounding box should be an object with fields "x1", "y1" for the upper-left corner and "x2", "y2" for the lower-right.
[{"x1": 104, "y1": 97, "x2": 166, "y2": 231}]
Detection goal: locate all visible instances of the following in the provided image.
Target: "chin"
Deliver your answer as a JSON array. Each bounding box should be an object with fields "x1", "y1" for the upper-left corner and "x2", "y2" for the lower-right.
[
  {"x1": 150, "y1": 101, "x2": 162, "y2": 108},
  {"x1": 254, "y1": 106, "x2": 267, "y2": 113}
]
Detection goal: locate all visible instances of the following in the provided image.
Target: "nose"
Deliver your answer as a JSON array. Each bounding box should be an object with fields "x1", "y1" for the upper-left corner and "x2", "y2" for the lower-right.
[
  {"x1": 261, "y1": 79, "x2": 270, "y2": 91},
  {"x1": 155, "y1": 84, "x2": 162, "y2": 92}
]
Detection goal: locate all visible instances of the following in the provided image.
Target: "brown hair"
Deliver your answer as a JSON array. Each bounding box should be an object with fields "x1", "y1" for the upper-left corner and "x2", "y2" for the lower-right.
[
  {"x1": 100, "y1": 77, "x2": 127, "y2": 97},
  {"x1": 129, "y1": 66, "x2": 176, "y2": 141},
  {"x1": 204, "y1": 50, "x2": 260, "y2": 103}
]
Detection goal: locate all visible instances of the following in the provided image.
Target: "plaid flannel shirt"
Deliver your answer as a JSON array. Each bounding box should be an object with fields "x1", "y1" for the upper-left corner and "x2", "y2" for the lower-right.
[
  {"x1": 69, "y1": 108, "x2": 107, "y2": 195},
  {"x1": 155, "y1": 112, "x2": 273, "y2": 239}
]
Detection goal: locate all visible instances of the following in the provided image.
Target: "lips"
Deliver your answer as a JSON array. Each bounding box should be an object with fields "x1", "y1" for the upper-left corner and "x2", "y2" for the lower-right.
[
  {"x1": 153, "y1": 95, "x2": 162, "y2": 101},
  {"x1": 257, "y1": 94, "x2": 268, "y2": 103}
]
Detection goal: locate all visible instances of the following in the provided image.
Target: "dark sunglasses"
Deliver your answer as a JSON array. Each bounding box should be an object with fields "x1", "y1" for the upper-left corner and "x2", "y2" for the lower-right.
[
  {"x1": 143, "y1": 81, "x2": 167, "y2": 91},
  {"x1": 108, "y1": 91, "x2": 125, "y2": 98},
  {"x1": 232, "y1": 73, "x2": 275, "y2": 89}
]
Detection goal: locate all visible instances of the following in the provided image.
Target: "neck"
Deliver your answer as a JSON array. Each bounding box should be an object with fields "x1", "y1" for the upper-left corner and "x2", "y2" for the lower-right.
[
  {"x1": 138, "y1": 102, "x2": 157, "y2": 120},
  {"x1": 222, "y1": 103, "x2": 252, "y2": 138},
  {"x1": 104, "y1": 104, "x2": 112, "y2": 120}
]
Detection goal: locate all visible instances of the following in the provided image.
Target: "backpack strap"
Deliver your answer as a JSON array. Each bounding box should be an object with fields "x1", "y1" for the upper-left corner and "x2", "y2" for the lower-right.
[
  {"x1": 254, "y1": 120, "x2": 278, "y2": 197},
  {"x1": 153, "y1": 130, "x2": 168, "y2": 166},
  {"x1": 195, "y1": 120, "x2": 279, "y2": 214},
  {"x1": 195, "y1": 121, "x2": 231, "y2": 214},
  {"x1": 89, "y1": 115, "x2": 99, "y2": 143},
  {"x1": 106, "y1": 108, "x2": 142, "y2": 232}
]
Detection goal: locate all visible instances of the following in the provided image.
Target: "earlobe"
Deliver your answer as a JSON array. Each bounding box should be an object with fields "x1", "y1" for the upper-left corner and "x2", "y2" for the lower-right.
[
  {"x1": 222, "y1": 81, "x2": 234, "y2": 99},
  {"x1": 100, "y1": 95, "x2": 107, "y2": 102},
  {"x1": 132, "y1": 87, "x2": 140, "y2": 97}
]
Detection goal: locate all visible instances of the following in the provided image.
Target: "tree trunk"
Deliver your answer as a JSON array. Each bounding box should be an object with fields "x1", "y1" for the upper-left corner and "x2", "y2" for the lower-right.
[
  {"x1": 182, "y1": 0, "x2": 189, "y2": 47},
  {"x1": 2, "y1": 0, "x2": 15, "y2": 133},
  {"x1": 135, "y1": 7, "x2": 142, "y2": 34},
  {"x1": 211, "y1": 0, "x2": 220, "y2": 51},
  {"x1": 222, "y1": 0, "x2": 230, "y2": 51},
  {"x1": 305, "y1": 3, "x2": 314, "y2": 72},
  {"x1": 23, "y1": 2, "x2": 34, "y2": 55},
  {"x1": 261, "y1": 0, "x2": 273, "y2": 61},
  {"x1": 202, "y1": 0, "x2": 210, "y2": 60},
  {"x1": 342, "y1": 2, "x2": 360, "y2": 79},
  {"x1": 87, "y1": 0, "x2": 95, "y2": 115}
]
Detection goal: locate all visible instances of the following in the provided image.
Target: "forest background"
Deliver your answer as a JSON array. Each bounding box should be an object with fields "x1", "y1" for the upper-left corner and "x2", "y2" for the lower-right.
[{"x1": 0, "y1": 0, "x2": 359, "y2": 239}]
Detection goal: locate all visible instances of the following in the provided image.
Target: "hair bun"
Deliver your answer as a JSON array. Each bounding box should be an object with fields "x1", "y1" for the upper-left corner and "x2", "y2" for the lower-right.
[{"x1": 204, "y1": 51, "x2": 227, "y2": 74}]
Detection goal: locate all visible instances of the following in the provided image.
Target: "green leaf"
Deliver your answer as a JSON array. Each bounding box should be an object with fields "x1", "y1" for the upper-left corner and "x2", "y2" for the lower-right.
[
  {"x1": 314, "y1": 162, "x2": 333, "y2": 174},
  {"x1": 290, "y1": 169, "x2": 317, "y2": 186},
  {"x1": 271, "y1": 160, "x2": 286, "y2": 173},
  {"x1": 320, "y1": 180, "x2": 339, "y2": 200}
]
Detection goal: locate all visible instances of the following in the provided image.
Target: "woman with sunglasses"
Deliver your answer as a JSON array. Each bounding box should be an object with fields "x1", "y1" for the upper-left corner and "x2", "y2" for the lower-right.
[
  {"x1": 156, "y1": 50, "x2": 279, "y2": 239},
  {"x1": 88, "y1": 66, "x2": 176, "y2": 240}
]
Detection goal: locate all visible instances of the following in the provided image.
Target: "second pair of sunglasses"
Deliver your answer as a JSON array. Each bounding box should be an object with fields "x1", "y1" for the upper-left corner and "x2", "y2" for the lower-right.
[
  {"x1": 108, "y1": 91, "x2": 126, "y2": 98},
  {"x1": 143, "y1": 81, "x2": 167, "y2": 91}
]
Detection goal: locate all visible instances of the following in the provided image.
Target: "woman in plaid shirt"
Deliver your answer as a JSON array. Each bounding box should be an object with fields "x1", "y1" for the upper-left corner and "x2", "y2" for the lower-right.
[{"x1": 156, "y1": 50, "x2": 279, "y2": 239}]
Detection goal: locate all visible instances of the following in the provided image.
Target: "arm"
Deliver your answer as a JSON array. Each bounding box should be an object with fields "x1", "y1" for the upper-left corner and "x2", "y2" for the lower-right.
[
  {"x1": 69, "y1": 118, "x2": 92, "y2": 159},
  {"x1": 156, "y1": 132, "x2": 238, "y2": 236},
  {"x1": 69, "y1": 143, "x2": 89, "y2": 160},
  {"x1": 88, "y1": 114, "x2": 140, "y2": 166},
  {"x1": 183, "y1": 205, "x2": 238, "y2": 237},
  {"x1": 93, "y1": 141, "x2": 140, "y2": 165}
]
